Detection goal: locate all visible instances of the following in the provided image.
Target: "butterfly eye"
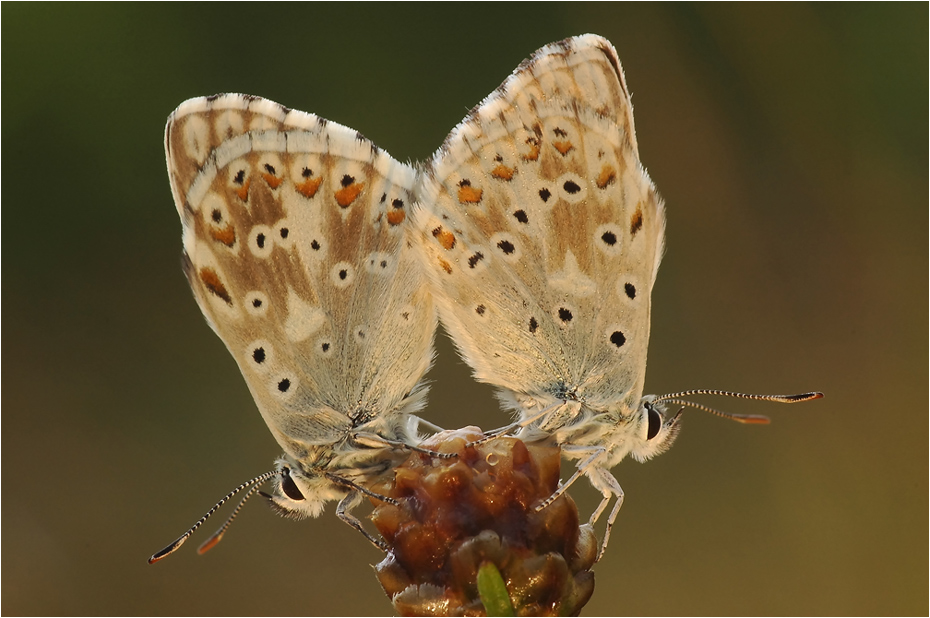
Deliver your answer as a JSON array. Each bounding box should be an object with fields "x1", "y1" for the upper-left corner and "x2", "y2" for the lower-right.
[
  {"x1": 281, "y1": 469, "x2": 305, "y2": 501},
  {"x1": 646, "y1": 406, "x2": 662, "y2": 441}
]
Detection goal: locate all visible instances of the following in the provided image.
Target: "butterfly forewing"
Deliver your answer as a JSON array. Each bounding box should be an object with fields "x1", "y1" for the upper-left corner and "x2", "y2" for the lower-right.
[
  {"x1": 166, "y1": 94, "x2": 435, "y2": 457},
  {"x1": 501, "y1": 34, "x2": 640, "y2": 156}
]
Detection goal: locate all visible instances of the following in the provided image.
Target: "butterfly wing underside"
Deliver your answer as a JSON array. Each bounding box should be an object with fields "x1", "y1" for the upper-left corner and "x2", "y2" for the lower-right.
[
  {"x1": 165, "y1": 95, "x2": 435, "y2": 460},
  {"x1": 414, "y1": 34, "x2": 665, "y2": 417}
]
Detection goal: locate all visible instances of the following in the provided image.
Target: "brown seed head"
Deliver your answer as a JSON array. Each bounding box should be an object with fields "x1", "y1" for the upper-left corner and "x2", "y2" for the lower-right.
[{"x1": 371, "y1": 427, "x2": 596, "y2": 616}]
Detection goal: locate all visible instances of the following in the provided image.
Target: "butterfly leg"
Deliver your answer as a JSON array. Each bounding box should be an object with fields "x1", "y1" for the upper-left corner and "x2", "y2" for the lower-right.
[
  {"x1": 533, "y1": 444, "x2": 607, "y2": 513},
  {"x1": 415, "y1": 417, "x2": 446, "y2": 434},
  {"x1": 324, "y1": 471, "x2": 399, "y2": 506},
  {"x1": 352, "y1": 431, "x2": 455, "y2": 459},
  {"x1": 586, "y1": 466, "x2": 625, "y2": 561},
  {"x1": 468, "y1": 401, "x2": 573, "y2": 447},
  {"x1": 335, "y1": 490, "x2": 388, "y2": 551}
]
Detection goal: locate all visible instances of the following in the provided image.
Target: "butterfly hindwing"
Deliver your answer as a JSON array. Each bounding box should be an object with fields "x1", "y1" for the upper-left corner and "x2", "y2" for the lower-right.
[
  {"x1": 413, "y1": 36, "x2": 664, "y2": 417},
  {"x1": 166, "y1": 94, "x2": 436, "y2": 456}
]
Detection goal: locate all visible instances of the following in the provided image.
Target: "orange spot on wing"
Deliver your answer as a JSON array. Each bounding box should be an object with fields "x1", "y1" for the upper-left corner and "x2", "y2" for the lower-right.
[
  {"x1": 210, "y1": 224, "x2": 236, "y2": 247},
  {"x1": 334, "y1": 182, "x2": 365, "y2": 207},
  {"x1": 235, "y1": 178, "x2": 251, "y2": 201},
  {"x1": 596, "y1": 165, "x2": 616, "y2": 189},
  {"x1": 431, "y1": 226, "x2": 456, "y2": 250},
  {"x1": 261, "y1": 172, "x2": 283, "y2": 189},
  {"x1": 457, "y1": 184, "x2": 483, "y2": 204},
  {"x1": 296, "y1": 176, "x2": 323, "y2": 198},
  {"x1": 491, "y1": 164, "x2": 515, "y2": 181},
  {"x1": 630, "y1": 205, "x2": 643, "y2": 236},
  {"x1": 553, "y1": 140, "x2": 574, "y2": 155},
  {"x1": 387, "y1": 208, "x2": 406, "y2": 225},
  {"x1": 438, "y1": 257, "x2": 453, "y2": 274},
  {"x1": 521, "y1": 138, "x2": 540, "y2": 161},
  {"x1": 199, "y1": 267, "x2": 232, "y2": 304}
]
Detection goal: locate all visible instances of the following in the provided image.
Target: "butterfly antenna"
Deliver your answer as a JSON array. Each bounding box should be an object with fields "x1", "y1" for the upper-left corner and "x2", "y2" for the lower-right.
[
  {"x1": 148, "y1": 469, "x2": 279, "y2": 564},
  {"x1": 196, "y1": 482, "x2": 263, "y2": 555},
  {"x1": 653, "y1": 390, "x2": 823, "y2": 424}
]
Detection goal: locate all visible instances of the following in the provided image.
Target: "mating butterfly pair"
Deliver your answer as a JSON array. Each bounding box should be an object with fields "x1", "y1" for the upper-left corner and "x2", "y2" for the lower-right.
[{"x1": 150, "y1": 34, "x2": 820, "y2": 564}]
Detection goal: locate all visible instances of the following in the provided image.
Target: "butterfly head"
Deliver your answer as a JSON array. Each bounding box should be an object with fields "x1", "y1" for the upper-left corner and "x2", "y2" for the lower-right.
[
  {"x1": 263, "y1": 457, "x2": 348, "y2": 520},
  {"x1": 627, "y1": 395, "x2": 683, "y2": 463}
]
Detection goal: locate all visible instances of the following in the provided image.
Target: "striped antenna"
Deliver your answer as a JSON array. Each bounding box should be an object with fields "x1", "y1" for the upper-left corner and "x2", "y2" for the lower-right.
[
  {"x1": 196, "y1": 482, "x2": 264, "y2": 555},
  {"x1": 148, "y1": 469, "x2": 279, "y2": 564},
  {"x1": 653, "y1": 390, "x2": 823, "y2": 424}
]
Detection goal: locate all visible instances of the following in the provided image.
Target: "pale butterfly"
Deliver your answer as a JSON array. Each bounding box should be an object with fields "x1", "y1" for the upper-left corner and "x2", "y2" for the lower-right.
[
  {"x1": 412, "y1": 34, "x2": 822, "y2": 559},
  {"x1": 151, "y1": 95, "x2": 439, "y2": 562}
]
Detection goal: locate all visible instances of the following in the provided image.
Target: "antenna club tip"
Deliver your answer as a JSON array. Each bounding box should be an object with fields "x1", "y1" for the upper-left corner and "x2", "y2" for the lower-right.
[
  {"x1": 788, "y1": 392, "x2": 824, "y2": 402},
  {"x1": 148, "y1": 539, "x2": 184, "y2": 563},
  {"x1": 735, "y1": 415, "x2": 771, "y2": 425},
  {"x1": 147, "y1": 548, "x2": 172, "y2": 565},
  {"x1": 197, "y1": 535, "x2": 223, "y2": 555}
]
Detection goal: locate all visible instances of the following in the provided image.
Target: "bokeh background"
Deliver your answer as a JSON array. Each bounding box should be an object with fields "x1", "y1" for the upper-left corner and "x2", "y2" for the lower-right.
[{"x1": 3, "y1": 4, "x2": 926, "y2": 615}]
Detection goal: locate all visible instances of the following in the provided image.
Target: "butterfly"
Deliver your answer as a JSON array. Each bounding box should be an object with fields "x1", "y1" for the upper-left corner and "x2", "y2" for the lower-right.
[
  {"x1": 151, "y1": 95, "x2": 439, "y2": 562},
  {"x1": 411, "y1": 34, "x2": 822, "y2": 559}
]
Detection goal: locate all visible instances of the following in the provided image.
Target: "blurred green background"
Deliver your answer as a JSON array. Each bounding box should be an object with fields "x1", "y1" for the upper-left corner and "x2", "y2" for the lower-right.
[{"x1": 3, "y1": 4, "x2": 926, "y2": 615}]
